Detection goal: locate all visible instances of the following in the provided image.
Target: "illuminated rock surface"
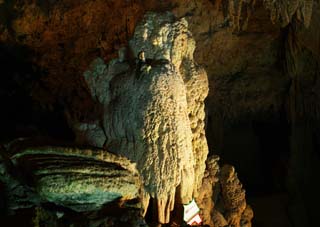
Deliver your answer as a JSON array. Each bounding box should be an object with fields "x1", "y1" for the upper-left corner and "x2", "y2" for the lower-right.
[
  {"x1": 11, "y1": 147, "x2": 141, "y2": 212},
  {"x1": 70, "y1": 12, "x2": 209, "y2": 224},
  {"x1": 0, "y1": 145, "x2": 144, "y2": 226}
]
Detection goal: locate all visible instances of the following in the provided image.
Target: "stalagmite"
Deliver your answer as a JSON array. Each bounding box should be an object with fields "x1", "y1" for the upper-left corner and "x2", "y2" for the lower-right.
[
  {"x1": 69, "y1": 12, "x2": 209, "y2": 224},
  {"x1": 220, "y1": 165, "x2": 247, "y2": 227}
]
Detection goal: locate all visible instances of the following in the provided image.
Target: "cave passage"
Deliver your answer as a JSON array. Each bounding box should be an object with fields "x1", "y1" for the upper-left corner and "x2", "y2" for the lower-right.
[
  {"x1": 252, "y1": 113, "x2": 291, "y2": 196},
  {"x1": 208, "y1": 111, "x2": 291, "y2": 197},
  {"x1": 206, "y1": 111, "x2": 293, "y2": 227}
]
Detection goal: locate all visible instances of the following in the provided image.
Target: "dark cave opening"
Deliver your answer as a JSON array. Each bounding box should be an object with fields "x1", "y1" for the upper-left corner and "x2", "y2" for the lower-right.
[
  {"x1": 251, "y1": 112, "x2": 291, "y2": 196},
  {"x1": 207, "y1": 111, "x2": 291, "y2": 197},
  {"x1": 313, "y1": 130, "x2": 320, "y2": 159},
  {"x1": 0, "y1": 43, "x2": 74, "y2": 142},
  {"x1": 145, "y1": 197, "x2": 155, "y2": 225},
  {"x1": 206, "y1": 111, "x2": 293, "y2": 227}
]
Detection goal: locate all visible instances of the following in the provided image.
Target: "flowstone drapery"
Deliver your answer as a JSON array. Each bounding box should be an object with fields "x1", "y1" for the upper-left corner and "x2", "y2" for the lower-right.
[{"x1": 68, "y1": 12, "x2": 209, "y2": 224}]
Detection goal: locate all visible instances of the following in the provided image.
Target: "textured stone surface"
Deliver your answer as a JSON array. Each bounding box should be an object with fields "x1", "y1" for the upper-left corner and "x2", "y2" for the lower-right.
[
  {"x1": 0, "y1": 144, "x2": 144, "y2": 227},
  {"x1": 227, "y1": 0, "x2": 257, "y2": 33},
  {"x1": 196, "y1": 156, "x2": 253, "y2": 227},
  {"x1": 70, "y1": 12, "x2": 209, "y2": 224},
  {"x1": 212, "y1": 209, "x2": 228, "y2": 227},
  {"x1": 264, "y1": 0, "x2": 314, "y2": 27},
  {"x1": 172, "y1": 0, "x2": 287, "y2": 122},
  {"x1": 220, "y1": 165, "x2": 247, "y2": 227},
  {"x1": 197, "y1": 155, "x2": 220, "y2": 226},
  {"x1": 11, "y1": 147, "x2": 141, "y2": 212},
  {"x1": 129, "y1": 11, "x2": 209, "y2": 208}
]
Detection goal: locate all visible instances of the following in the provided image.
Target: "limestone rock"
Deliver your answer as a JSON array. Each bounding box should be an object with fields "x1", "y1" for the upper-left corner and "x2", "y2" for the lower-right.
[
  {"x1": 1, "y1": 145, "x2": 41, "y2": 213},
  {"x1": 241, "y1": 205, "x2": 254, "y2": 227},
  {"x1": 1, "y1": 144, "x2": 145, "y2": 226},
  {"x1": 197, "y1": 155, "x2": 220, "y2": 226},
  {"x1": 219, "y1": 0, "x2": 313, "y2": 31},
  {"x1": 263, "y1": 0, "x2": 314, "y2": 27},
  {"x1": 195, "y1": 155, "x2": 253, "y2": 227},
  {"x1": 71, "y1": 12, "x2": 209, "y2": 224},
  {"x1": 104, "y1": 60, "x2": 193, "y2": 224},
  {"x1": 10, "y1": 147, "x2": 141, "y2": 212},
  {"x1": 220, "y1": 165, "x2": 247, "y2": 227},
  {"x1": 227, "y1": 0, "x2": 256, "y2": 33},
  {"x1": 212, "y1": 209, "x2": 228, "y2": 227},
  {"x1": 128, "y1": 13, "x2": 209, "y2": 213},
  {"x1": 130, "y1": 12, "x2": 194, "y2": 70},
  {"x1": 182, "y1": 60, "x2": 209, "y2": 198}
]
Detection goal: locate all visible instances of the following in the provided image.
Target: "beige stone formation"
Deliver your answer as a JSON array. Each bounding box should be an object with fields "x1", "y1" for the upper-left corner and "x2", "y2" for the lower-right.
[
  {"x1": 183, "y1": 59, "x2": 210, "y2": 199},
  {"x1": 196, "y1": 156, "x2": 253, "y2": 227},
  {"x1": 197, "y1": 155, "x2": 220, "y2": 226},
  {"x1": 107, "y1": 61, "x2": 194, "y2": 223},
  {"x1": 74, "y1": 12, "x2": 257, "y2": 225},
  {"x1": 71, "y1": 12, "x2": 209, "y2": 224},
  {"x1": 212, "y1": 209, "x2": 228, "y2": 227},
  {"x1": 241, "y1": 205, "x2": 254, "y2": 227},
  {"x1": 220, "y1": 164, "x2": 248, "y2": 227}
]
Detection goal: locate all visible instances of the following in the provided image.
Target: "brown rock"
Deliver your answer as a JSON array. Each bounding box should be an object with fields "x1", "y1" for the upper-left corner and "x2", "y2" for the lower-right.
[{"x1": 220, "y1": 165, "x2": 247, "y2": 227}]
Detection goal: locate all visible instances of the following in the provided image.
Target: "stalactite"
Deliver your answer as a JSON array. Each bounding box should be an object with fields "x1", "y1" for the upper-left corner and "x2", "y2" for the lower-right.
[
  {"x1": 219, "y1": 0, "x2": 314, "y2": 34},
  {"x1": 228, "y1": 0, "x2": 256, "y2": 33},
  {"x1": 263, "y1": 0, "x2": 314, "y2": 27}
]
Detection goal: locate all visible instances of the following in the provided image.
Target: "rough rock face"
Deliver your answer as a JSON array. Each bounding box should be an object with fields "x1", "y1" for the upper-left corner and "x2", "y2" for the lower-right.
[
  {"x1": 171, "y1": 5, "x2": 319, "y2": 227},
  {"x1": 11, "y1": 147, "x2": 141, "y2": 212},
  {"x1": 227, "y1": 0, "x2": 257, "y2": 33},
  {"x1": 264, "y1": 0, "x2": 314, "y2": 27},
  {"x1": 129, "y1": 11, "x2": 209, "y2": 204},
  {"x1": 69, "y1": 12, "x2": 209, "y2": 224},
  {"x1": 0, "y1": 145, "x2": 144, "y2": 226},
  {"x1": 197, "y1": 156, "x2": 253, "y2": 227},
  {"x1": 196, "y1": 155, "x2": 220, "y2": 226},
  {"x1": 220, "y1": 165, "x2": 247, "y2": 227}
]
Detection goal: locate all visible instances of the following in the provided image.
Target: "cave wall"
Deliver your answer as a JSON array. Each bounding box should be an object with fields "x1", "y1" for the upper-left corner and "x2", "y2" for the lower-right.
[{"x1": 1, "y1": 1, "x2": 317, "y2": 140}]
